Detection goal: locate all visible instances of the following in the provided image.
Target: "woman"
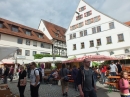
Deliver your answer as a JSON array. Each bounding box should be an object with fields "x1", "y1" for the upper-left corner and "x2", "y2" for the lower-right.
[{"x1": 17, "y1": 65, "x2": 27, "y2": 97}]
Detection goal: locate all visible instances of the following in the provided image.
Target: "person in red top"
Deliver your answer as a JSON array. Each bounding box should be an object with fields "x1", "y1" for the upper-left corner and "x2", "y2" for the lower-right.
[
  {"x1": 100, "y1": 65, "x2": 107, "y2": 84},
  {"x1": 9, "y1": 66, "x2": 14, "y2": 82}
]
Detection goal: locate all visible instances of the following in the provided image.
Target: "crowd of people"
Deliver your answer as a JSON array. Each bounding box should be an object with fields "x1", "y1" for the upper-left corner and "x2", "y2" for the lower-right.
[{"x1": 0, "y1": 60, "x2": 129, "y2": 97}]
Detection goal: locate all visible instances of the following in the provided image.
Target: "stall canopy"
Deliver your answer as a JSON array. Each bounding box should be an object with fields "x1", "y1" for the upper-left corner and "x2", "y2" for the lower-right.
[
  {"x1": 34, "y1": 57, "x2": 67, "y2": 63},
  {"x1": 0, "y1": 46, "x2": 18, "y2": 61},
  {"x1": 63, "y1": 55, "x2": 121, "y2": 63}
]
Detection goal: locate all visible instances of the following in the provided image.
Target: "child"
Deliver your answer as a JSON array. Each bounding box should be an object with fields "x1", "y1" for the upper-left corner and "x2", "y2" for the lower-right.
[{"x1": 119, "y1": 71, "x2": 130, "y2": 97}]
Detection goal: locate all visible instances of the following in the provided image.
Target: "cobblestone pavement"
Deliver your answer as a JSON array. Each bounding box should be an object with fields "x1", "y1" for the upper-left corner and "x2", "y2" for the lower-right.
[{"x1": 1, "y1": 79, "x2": 120, "y2": 97}]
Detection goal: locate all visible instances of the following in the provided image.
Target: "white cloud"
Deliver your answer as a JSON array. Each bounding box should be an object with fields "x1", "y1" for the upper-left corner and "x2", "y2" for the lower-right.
[{"x1": 0, "y1": 0, "x2": 130, "y2": 29}]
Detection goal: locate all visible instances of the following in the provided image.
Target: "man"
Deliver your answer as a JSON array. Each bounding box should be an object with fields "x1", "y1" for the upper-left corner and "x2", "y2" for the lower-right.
[
  {"x1": 76, "y1": 59, "x2": 97, "y2": 97},
  {"x1": 116, "y1": 62, "x2": 122, "y2": 74},
  {"x1": 59, "y1": 64, "x2": 69, "y2": 96},
  {"x1": 30, "y1": 62, "x2": 40, "y2": 97},
  {"x1": 47, "y1": 69, "x2": 58, "y2": 83},
  {"x1": 110, "y1": 61, "x2": 118, "y2": 76},
  {"x1": 72, "y1": 65, "x2": 78, "y2": 91},
  {"x1": 2, "y1": 65, "x2": 9, "y2": 84},
  {"x1": 9, "y1": 66, "x2": 14, "y2": 82}
]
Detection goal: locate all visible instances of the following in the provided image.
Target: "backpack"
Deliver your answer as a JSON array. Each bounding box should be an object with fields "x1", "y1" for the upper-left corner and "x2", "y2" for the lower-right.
[{"x1": 34, "y1": 68, "x2": 42, "y2": 82}]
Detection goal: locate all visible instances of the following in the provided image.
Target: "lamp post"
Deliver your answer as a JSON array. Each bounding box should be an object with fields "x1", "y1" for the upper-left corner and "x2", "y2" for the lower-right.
[
  {"x1": 96, "y1": 46, "x2": 99, "y2": 55},
  {"x1": 52, "y1": 40, "x2": 56, "y2": 67}
]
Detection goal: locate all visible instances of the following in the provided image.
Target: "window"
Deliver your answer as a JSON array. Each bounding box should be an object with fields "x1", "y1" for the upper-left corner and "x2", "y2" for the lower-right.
[
  {"x1": 33, "y1": 51, "x2": 37, "y2": 56},
  {"x1": 106, "y1": 36, "x2": 112, "y2": 44},
  {"x1": 41, "y1": 52, "x2": 50, "y2": 55},
  {"x1": 79, "y1": 22, "x2": 84, "y2": 28},
  {"x1": 0, "y1": 22, "x2": 3, "y2": 28},
  {"x1": 97, "y1": 26, "x2": 101, "y2": 32},
  {"x1": 93, "y1": 16, "x2": 101, "y2": 22},
  {"x1": 25, "y1": 30, "x2": 31, "y2": 36},
  {"x1": 109, "y1": 22, "x2": 115, "y2": 29},
  {"x1": 17, "y1": 38, "x2": 23, "y2": 44},
  {"x1": 54, "y1": 49, "x2": 58, "y2": 54},
  {"x1": 17, "y1": 49, "x2": 22, "y2": 55},
  {"x1": 97, "y1": 39, "x2": 101, "y2": 46},
  {"x1": 81, "y1": 42, "x2": 85, "y2": 49},
  {"x1": 118, "y1": 34, "x2": 124, "y2": 42},
  {"x1": 37, "y1": 33, "x2": 43, "y2": 38},
  {"x1": 25, "y1": 50, "x2": 30, "y2": 56},
  {"x1": 125, "y1": 49, "x2": 129, "y2": 53},
  {"x1": 110, "y1": 51, "x2": 114, "y2": 55},
  {"x1": 33, "y1": 41, "x2": 37, "y2": 47},
  {"x1": 84, "y1": 30, "x2": 87, "y2": 36},
  {"x1": 84, "y1": 11, "x2": 92, "y2": 17},
  {"x1": 90, "y1": 40, "x2": 94, "y2": 47},
  {"x1": 92, "y1": 27, "x2": 96, "y2": 34},
  {"x1": 85, "y1": 19, "x2": 91, "y2": 25},
  {"x1": 41, "y1": 43, "x2": 44, "y2": 48},
  {"x1": 73, "y1": 33, "x2": 76, "y2": 39},
  {"x1": 12, "y1": 26, "x2": 18, "y2": 32},
  {"x1": 76, "y1": 14, "x2": 83, "y2": 20},
  {"x1": 70, "y1": 34, "x2": 72, "y2": 39},
  {"x1": 80, "y1": 31, "x2": 83, "y2": 37},
  {"x1": 73, "y1": 44, "x2": 76, "y2": 50},
  {"x1": 79, "y1": 6, "x2": 86, "y2": 12},
  {"x1": 26, "y1": 39, "x2": 30, "y2": 45},
  {"x1": 55, "y1": 33, "x2": 59, "y2": 37}
]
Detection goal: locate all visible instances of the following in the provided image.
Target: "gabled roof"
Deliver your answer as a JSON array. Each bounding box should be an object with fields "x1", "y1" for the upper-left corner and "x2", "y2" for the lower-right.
[
  {"x1": 124, "y1": 21, "x2": 130, "y2": 26},
  {"x1": 0, "y1": 18, "x2": 52, "y2": 44},
  {"x1": 42, "y1": 20, "x2": 66, "y2": 42}
]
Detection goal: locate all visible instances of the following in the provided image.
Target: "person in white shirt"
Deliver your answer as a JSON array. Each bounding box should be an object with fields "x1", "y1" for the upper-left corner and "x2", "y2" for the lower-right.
[
  {"x1": 30, "y1": 62, "x2": 40, "y2": 97},
  {"x1": 110, "y1": 61, "x2": 118, "y2": 76}
]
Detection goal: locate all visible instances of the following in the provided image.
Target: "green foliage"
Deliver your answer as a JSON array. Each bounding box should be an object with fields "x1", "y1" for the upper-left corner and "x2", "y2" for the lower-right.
[
  {"x1": 92, "y1": 61, "x2": 100, "y2": 67},
  {"x1": 34, "y1": 54, "x2": 60, "y2": 59}
]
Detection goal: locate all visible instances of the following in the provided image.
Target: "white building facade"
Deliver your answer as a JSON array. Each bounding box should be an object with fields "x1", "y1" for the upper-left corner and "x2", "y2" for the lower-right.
[
  {"x1": 0, "y1": 18, "x2": 52, "y2": 64},
  {"x1": 66, "y1": 0, "x2": 130, "y2": 59}
]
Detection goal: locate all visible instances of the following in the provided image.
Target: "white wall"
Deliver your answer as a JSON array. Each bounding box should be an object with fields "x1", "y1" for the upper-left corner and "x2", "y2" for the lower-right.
[
  {"x1": 0, "y1": 34, "x2": 52, "y2": 64},
  {"x1": 38, "y1": 20, "x2": 53, "y2": 40},
  {"x1": 66, "y1": 0, "x2": 130, "y2": 58}
]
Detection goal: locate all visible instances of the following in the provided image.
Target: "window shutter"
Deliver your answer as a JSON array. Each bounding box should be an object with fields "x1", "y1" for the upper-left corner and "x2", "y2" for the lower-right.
[
  {"x1": 90, "y1": 10, "x2": 92, "y2": 15},
  {"x1": 79, "y1": 8, "x2": 81, "y2": 12},
  {"x1": 84, "y1": 6, "x2": 86, "y2": 10},
  {"x1": 98, "y1": 16, "x2": 101, "y2": 21},
  {"x1": 91, "y1": 18, "x2": 94, "y2": 23}
]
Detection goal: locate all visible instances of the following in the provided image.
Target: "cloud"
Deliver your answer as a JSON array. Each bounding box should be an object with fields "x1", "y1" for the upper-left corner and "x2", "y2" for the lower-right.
[{"x1": 0, "y1": 0, "x2": 130, "y2": 29}]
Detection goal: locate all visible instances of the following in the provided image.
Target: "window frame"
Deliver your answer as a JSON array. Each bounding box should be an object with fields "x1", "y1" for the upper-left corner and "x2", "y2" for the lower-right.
[
  {"x1": 33, "y1": 51, "x2": 37, "y2": 56},
  {"x1": 12, "y1": 26, "x2": 19, "y2": 32},
  {"x1": 17, "y1": 49, "x2": 22, "y2": 55},
  {"x1": 97, "y1": 39, "x2": 101, "y2": 46},
  {"x1": 84, "y1": 30, "x2": 87, "y2": 36},
  {"x1": 17, "y1": 38, "x2": 23, "y2": 44},
  {"x1": 25, "y1": 30, "x2": 31, "y2": 36},
  {"x1": 92, "y1": 27, "x2": 96, "y2": 34},
  {"x1": 109, "y1": 22, "x2": 115, "y2": 29},
  {"x1": 25, "y1": 50, "x2": 30, "y2": 56},
  {"x1": 73, "y1": 33, "x2": 76, "y2": 39},
  {"x1": 33, "y1": 41, "x2": 37, "y2": 47},
  {"x1": 90, "y1": 40, "x2": 94, "y2": 47},
  {"x1": 80, "y1": 31, "x2": 83, "y2": 37},
  {"x1": 81, "y1": 42, "x2": 85, "y2": 49},
  {"x1": 97, "y1": 26, "x2": 101, "y2": 33},
  {"x1": 118, "y1": 34, "x2": 124, "y2": 42},
  {"x1": 0, "y1": 22, "x2": 3, "y2": 28},
  {"x1": 41, "y1": 43, "x2": 44, "y2": 48},
  {"x1": 26, "y1": 39, "x2": 30, "y2": 45},
  {"x1": 73, "y1": 44, "x2": 76, "y2": 50},
  {"x1": 106, "y1": 36, "x2": 112, "y2": 44}
]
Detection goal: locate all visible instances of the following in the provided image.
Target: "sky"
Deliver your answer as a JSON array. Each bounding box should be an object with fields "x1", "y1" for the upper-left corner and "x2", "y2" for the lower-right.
[{"x1": 0, "y1": 0, "x2": 130, "y2": 29}]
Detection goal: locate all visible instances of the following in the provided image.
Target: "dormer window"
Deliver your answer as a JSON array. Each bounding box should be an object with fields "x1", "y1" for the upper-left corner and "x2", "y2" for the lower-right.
[
  {"x1": 57, "y1": 30, "x2": 60, "y2": 33},
  {"x1": 55, "y1": 33, "x2": 59, "y2": 37},
  {"x1": 25, "y1": 30, "x2": 31, "y2": 36},
  {"x1": 0, "y1": 22, "x2": 3, "y2": 28},
  {"x1": 12, "y1": 26, "x2": 18, "y2": 32},
  {"x1": 38, "y1": 34, "x2": 43, "y2": 38}
]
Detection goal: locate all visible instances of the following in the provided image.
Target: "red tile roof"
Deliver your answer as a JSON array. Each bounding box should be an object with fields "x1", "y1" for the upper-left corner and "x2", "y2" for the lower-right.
[
  {"x1": 43, "y1": 20, "x2": 66, "y2": 42},
  {"x1": 0, "y1": 18, "x2": 52, "y2": 44},
  {"x1": 124, "y1": 21, "x2": 130, "y2": 26}
]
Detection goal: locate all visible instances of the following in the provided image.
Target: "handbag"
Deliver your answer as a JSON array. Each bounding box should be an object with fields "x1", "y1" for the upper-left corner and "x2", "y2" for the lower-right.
[{"x1": 20, "y1": 79, "x2": 26, "y2": 86}]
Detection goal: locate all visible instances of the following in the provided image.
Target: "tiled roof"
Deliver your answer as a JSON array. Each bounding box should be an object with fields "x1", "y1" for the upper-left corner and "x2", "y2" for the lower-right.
[
  {"x1": 0, "y1": 18, "x2": 52, "y2": 44},
  {"x1": 124, "y1": 21, "x2": 130, "y2": 26},
  {"x1": 43, "y1": 20, "x2": 66, "y2": 42}
]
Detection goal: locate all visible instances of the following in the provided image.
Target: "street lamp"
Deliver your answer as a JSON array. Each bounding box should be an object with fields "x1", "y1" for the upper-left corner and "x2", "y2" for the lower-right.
[
  {"x1": 95, "y1": 46, "x2": 99, "y2": 55},
  {"x1": 52, "y1": 40, "x2": 57, "y2": 67}
]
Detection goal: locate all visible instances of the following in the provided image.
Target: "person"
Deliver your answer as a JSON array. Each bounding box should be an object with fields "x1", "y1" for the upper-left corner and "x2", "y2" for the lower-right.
[
  {"x1": 117, "y1": 62, "x2": 122, "y2": 74},
  {"x1": 100, "y1": 65, "x2": 107, "y2": 84},
  {"x1": 30, "y1": 62, "x2": 40, "y2": 97},
  {"x1": 110, "y1": 61, "x2": 118, "y2": 76},
  {"x1": 47, "y1": 69, "x2": 58, "y2": 83},
  {"x1": 119, "y1": 71, "x2": 130, "y2": 97},
  {"x1": 9, "y1": 66, "x2": 14, "y2": 82},
  {"x1": 59, "y1": 64, "x2": 69, "y2": 97},
  {"x1": 17, "y1": 65, "x2": 27, "y2": 97},
  {"x1": 2, "y1": 65, "x2": 9, "y2": 84},
  {"x1": 76, "y1": 58, "x2": 97, "y2": 97},
  {"x1": 72, "y1": 65, "x2": 78, "y2": 91}
]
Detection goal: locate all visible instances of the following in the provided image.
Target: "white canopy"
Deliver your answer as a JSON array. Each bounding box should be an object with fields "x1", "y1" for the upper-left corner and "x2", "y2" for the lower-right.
[
  {"x1": 34, "y1": 57, "x2": 67, "y2": 63},
  {"x1": 0, "y1": 46, "x2": 18, "y2": 61}
]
